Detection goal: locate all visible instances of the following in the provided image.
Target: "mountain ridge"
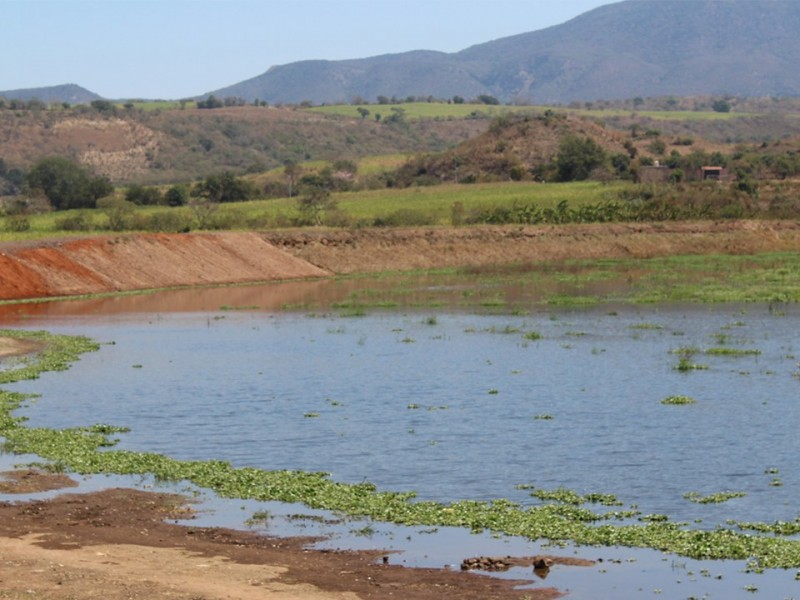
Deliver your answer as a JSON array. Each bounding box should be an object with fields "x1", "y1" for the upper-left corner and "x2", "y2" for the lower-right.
[
  {"x1": 6, "y1": 1, "x2": 800, "y2": 105},
  {"x1": 207, "y1": 0, "x2": 800, "y2": 104},
  {"x1": 0, "y1": 83, "x2": 101, "y2": 104}
]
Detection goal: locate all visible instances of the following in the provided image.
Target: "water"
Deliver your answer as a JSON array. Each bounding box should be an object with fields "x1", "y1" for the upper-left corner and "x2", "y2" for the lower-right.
[{"x1": 2, "y1": 287, "x2": 800, "y2": 598}]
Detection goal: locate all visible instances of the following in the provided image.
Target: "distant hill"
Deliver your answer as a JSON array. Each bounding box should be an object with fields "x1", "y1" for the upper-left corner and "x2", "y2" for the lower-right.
[
  {"x1": 0, "y1": 106, "x2": 487, "y2": 183},
  {"x1": 0, "y1": 84, "x2": 102, "y2": 104},
  {"x1": 206, "y1": 0, "x2": 800, "y2": 104}
]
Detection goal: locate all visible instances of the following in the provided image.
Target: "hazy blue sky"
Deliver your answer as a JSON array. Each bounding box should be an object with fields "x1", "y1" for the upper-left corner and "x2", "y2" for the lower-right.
[{"x1": 4, "y1": 0, "x2": 615, "y2": 99}]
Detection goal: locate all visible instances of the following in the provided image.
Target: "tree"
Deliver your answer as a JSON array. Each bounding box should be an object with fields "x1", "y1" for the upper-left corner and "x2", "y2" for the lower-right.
[
  {"x1": 712, "y1": 99, "x2": 731, "y2": 113},
  {"x1": 192, "y1": 171, "x2": 254, "y2": 203},
  {"x1": 196, "y1": 95, "x2": 223, "y2": 109},
  {"x1": 384, "y1": 106, "x2": 406, "y2": 124},
  {"x1": 125, "y1": 184, "x2": 163, "y2": 206},
  {"x1": 476, "y1": 94, "x2": 500, "y2": 105},
  {"x1": 90, "y1": 99, "x2": 116, "y2": 114},
  {"x1": 165, "y1": 184, "x2": 189, "y2": 207},
  {"x1": 555, "y1": 136, "x2": 607, "y2": 182},
  {"x1": 356, "y1": 107, "x2": 370, "y2": 120},
  {"x1": 283, "y1": 160, "x2": 302, "y2": 197},
  {"x1": 296, "y1": 186, "x2": 337, "y2": 225},
  {"x1": 26, "y1": 157, "x2": 112, "y2": 210}
]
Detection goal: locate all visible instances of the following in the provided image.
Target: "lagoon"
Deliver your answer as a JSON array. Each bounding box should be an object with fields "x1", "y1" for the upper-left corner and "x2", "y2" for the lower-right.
[{"x1": 2, "y1": 278, "x2": 799, "y2": 598}]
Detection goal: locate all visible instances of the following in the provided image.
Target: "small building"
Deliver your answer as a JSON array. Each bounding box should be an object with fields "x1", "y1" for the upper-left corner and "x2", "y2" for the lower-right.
[{"x1": 699, "y1": 166, "x2": 725, "y2": 181}]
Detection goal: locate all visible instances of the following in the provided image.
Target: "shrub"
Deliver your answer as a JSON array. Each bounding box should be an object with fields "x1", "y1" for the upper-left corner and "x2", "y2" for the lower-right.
[
  {"x1": 145, "y1": 211, "x2": 191, "y2": 233},
  {"x1": 54, "y1": 213, "x2": 93, "y2": 231},
  {"x1": 373, "y1": 208, "x2": 437, "y2": 227},
  {"x1": 4, "y1": 214, "x2": 30, "y2": 232}
]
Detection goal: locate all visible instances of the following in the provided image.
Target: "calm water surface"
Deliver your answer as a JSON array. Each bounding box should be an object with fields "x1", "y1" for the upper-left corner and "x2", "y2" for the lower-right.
[{"x1": 2, "y1": 280, "x2": 799, "y2": 598}]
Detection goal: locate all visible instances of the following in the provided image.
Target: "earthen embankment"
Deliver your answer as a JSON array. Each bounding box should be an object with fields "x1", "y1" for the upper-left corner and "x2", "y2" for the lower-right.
[
  {"x1": 2, "y1": 221, "x2": 800, "y2": 302},
  {"x1": 0, "y1": 232, "x2": 329, "y2": 301}
]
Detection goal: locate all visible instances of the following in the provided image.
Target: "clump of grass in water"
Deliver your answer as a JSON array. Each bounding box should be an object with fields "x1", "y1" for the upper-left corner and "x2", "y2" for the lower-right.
[
  {"x1": 662, "y1": 395, "x2": 697, "y2": 405},
  {"x1": 684, "y1": 491, "x2": 746, "y2": 504},
  {"x1": 704, "y1": 347, "x2": 761, "y2": 356},
  {"x1": 629, "y1": 323, "x2": 664, "y2": 330},
  {"x1": 671, "y1": 347, "x2": 709, "y2": 372}
]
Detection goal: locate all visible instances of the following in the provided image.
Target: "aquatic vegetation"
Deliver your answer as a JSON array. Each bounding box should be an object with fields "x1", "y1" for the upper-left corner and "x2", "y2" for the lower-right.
[
  {"x1": 674, "y1": 357, "x2": 709, "y2": 372},
  {"x1": 683, "y1": 491, "x2": 746, "y2": 504},
  {"x1": 704, "y1": 347, "x2": 762, "y2": 356},
  {"x1": 661, "y1": 395, "x2": 697, "y2": 405}
]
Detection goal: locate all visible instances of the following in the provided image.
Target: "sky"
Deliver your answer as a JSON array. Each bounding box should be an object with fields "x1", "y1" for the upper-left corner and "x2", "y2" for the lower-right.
[{"x1": 3, "y1": 0, "x2": 614, "y2": 100}]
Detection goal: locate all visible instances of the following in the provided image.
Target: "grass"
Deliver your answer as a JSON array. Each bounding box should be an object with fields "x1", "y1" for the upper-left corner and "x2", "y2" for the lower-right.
[
  {"x1": 661, "y1": 395, "x2": 697, "y2": 405},
  {"x1": 308, "y1": 102, "x2": 533, "y2": 121},
  {"x1": 307, "y1": 102, "x2": 761, "y2": 123},
  {"x1": 263, "y1": 251, "x2": 800, "y2": 313},
  {"x1": 684, "y1": 491, "x2": 746, "y2": 504},
  {"x1": 0, "y1": 180, "x2": 632, "y2": 241}
]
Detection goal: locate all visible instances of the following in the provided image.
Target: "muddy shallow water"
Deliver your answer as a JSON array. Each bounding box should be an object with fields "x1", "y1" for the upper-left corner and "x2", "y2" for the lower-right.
[{"x1": 2, "y1": 278, "x2": 800, "y2": 598}]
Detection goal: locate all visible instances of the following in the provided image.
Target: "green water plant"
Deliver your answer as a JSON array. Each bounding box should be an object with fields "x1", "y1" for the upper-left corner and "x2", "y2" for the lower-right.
[
  {"x1": 684, "y1": 491, "x2": 746, "y2": 504},
  {"x1": 662, "y1": 395, "x2": 697, "y2": 405}
]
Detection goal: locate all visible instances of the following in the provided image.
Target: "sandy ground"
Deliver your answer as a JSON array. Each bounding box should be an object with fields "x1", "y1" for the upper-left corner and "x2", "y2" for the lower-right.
[
  {"x1": 0, "y1": 337, "x2": 44, "y2": 358},
  {"x1": 0, "y1": 472, "x2": 580, "y2": 600}
]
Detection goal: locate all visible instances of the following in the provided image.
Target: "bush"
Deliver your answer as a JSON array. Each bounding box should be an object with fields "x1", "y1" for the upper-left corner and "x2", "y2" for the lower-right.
[
  {"x1": 145, "y1": 211, "x2": 191, "y2": 233},
  {"x1": 555, "y1": 136, "x2": 607, "y2": 181},
  {"x1": 374, "y1": 208, "x2": 437, "y2": 227},
  {"x1": 125, "y1": 184, "x2": 163, "y2": 206},
  {"x1": 54, "y1": 213, "x2": 94, "y2": 231},
  {"x1": 165, "y1": 185, "x2": 189, "y2": 207},
  {"x1": 4, "y1": 214, "x2": 30, "y2": 232}
]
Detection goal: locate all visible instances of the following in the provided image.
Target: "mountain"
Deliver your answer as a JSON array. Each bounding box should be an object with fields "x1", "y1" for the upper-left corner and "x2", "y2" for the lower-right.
[
  {"x1": 206, "y1": 0, "x2": 800, "y2": 104},
  {"x1": 0, "y1": 84, "x2": 102, "y2": 104}
]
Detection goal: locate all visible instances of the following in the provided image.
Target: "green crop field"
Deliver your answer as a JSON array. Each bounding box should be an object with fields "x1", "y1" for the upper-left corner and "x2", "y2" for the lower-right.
[
  {"x1": 0, "y1": 180, "x2": 633, "y2": 241},
  {"x1": 121, "y1": 100, "x2": 188, "y2": 111},
  {"x1": 309, "y1": 102, "x2": 764, "y2": 123},
  {"x1": 308, "y1": 102, "x2": 536, "y2": 120}
]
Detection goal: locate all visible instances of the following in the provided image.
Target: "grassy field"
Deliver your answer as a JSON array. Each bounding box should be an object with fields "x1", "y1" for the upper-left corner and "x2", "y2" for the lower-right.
[
  {"x1": 121, "y1": 100, "x2": 188, "y2": 111},
  {"x1": 200, "y1": 180, "x2": 630, "y2": 227},
  {"x1": 308, "y1": 102, "x2": 762, "y2": 122},
  {"x1": 308, "y1": 102, "x2": 536, "y2": 120},
  {"x1": 0, "y1": 180, "x2": 632, "y2": 241}
]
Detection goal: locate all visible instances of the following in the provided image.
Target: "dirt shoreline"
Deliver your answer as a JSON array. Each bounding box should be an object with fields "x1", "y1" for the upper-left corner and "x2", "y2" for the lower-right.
[{"x1": 0, "y1": 471, "x2": 578, "y2": 600}]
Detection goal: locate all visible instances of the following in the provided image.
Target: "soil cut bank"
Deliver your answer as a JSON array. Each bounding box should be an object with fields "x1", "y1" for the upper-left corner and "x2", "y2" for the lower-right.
[
  {"x1": 0, "y1": 231, "x2": 329, "y2": 301},
  {"x1": 263, "y1": 220, "x2": 800, "y2": 274},
  {"x1": 2, "y1": 220, "x2": 800, "y2": 302}
]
